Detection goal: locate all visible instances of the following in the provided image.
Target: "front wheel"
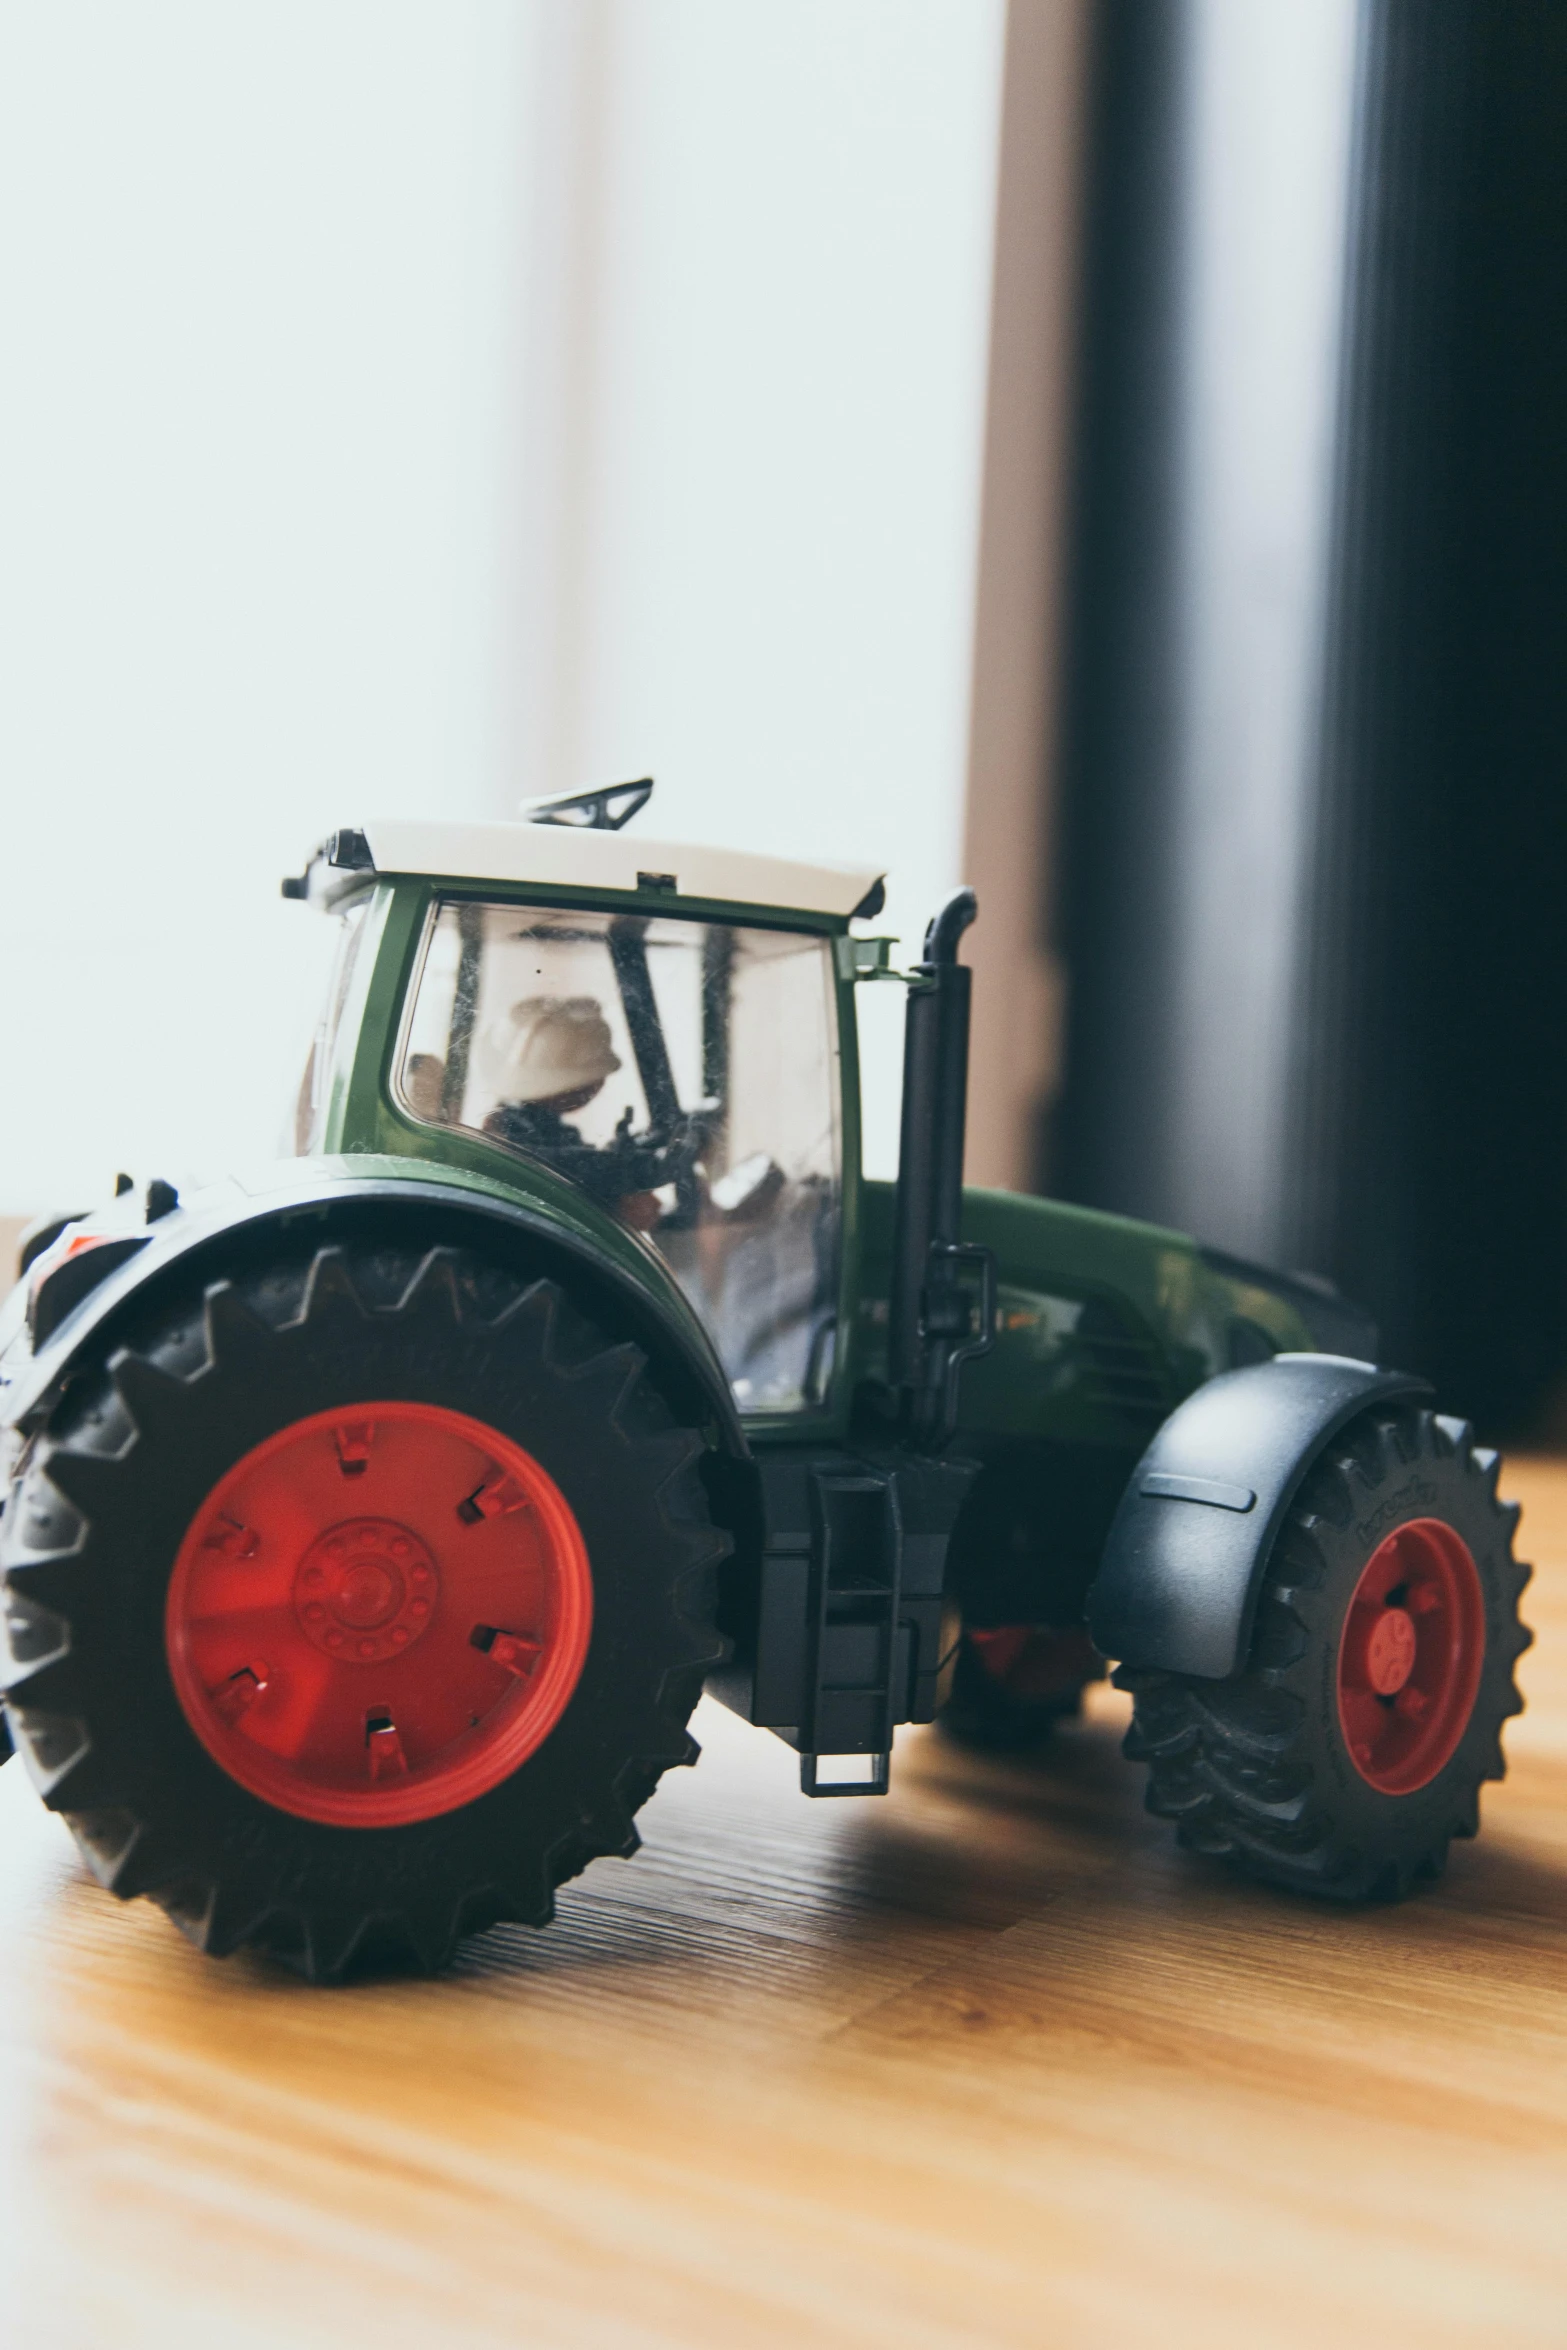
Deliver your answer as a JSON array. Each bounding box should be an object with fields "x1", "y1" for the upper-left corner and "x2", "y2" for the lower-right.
[
  {"x1": 0, "y1": 1240, "x2": 728, "y2": 1977},
  {"x1": 1118, "y1": 1405, "x2": 1531, "y2": 1899}
]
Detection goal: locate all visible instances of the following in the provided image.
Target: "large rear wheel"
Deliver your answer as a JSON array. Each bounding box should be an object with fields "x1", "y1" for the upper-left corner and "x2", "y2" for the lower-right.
[
  {"x1": 1118, "y1": 1405, "x2": 1531, "y2": 1898},
  {"x1": 0, "y1": 1240, "x2": 727, "y2": 1977}
]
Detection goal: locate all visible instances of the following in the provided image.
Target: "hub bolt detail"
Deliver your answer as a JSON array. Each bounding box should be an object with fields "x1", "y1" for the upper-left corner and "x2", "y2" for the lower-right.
[{"x1": 293, "y1": 1518, "x2": 439, "y2": 1663}]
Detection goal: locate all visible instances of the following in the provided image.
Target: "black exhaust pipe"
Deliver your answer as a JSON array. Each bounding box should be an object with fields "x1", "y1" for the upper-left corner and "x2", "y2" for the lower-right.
[{"x1": 888, "y1": 889, "x2": 995, "y2": 1448}]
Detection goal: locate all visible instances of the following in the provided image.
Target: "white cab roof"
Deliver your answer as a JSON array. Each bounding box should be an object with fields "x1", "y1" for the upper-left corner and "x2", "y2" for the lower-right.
[{"x1": 356, "y1": 819, "x2": 884, "y2": 920}]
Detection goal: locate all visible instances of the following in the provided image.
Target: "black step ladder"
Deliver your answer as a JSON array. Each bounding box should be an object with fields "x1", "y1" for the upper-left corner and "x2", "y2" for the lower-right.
[{"x1": 798, "y1": 1466, "x2": 905, "y2": 1796}]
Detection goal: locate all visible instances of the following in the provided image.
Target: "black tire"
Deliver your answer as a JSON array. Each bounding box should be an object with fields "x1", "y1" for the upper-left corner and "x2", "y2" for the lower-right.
[
  {"x1": 939, "y1": 1626, "x2": 1106, "y2": 1752},
  {"x1": 0, "y1": 1241, "x2": 728, "y2": 1978},
  {"x1": 1118, "y1": 1404, "x2": 1531, "y2": 1899},
  {"x1": 16, "y1": 1207, "x2": 87, "y2": 1278}
]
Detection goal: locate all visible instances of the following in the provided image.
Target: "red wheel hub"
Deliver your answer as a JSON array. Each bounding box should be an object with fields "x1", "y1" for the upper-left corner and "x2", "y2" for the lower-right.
[
  {"x1": 968, "y1": 1625, "x2": 1101, "y2": 1702},
  {"x1": 293, "y1": 1518, "x2": 440, "y2": 1663},
  {"x1": 165, "y1": 1402, "x2": 593, "y2": 1827},
  {"x1": 1336, "y1": 1517, "x2": 1485, "y2": 1795}
]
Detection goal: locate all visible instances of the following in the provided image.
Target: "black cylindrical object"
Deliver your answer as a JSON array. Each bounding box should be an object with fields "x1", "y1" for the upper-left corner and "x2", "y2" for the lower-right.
[
  {"x1": 1284, "y1": 0, "x2": 1567, "y2": 1428},
  {"x1": 1052, "y1": 0, "x2": 1567, "y2": 1433}
]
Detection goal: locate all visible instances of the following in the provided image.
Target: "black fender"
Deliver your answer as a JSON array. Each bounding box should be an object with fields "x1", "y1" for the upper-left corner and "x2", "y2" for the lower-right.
[
  {"x1": 1085, "y1": 1353, "x2": 1431, "y2": 1679},
  {"x1": 1, "y1": 1168, "x2": 749, "y2": 1462}
]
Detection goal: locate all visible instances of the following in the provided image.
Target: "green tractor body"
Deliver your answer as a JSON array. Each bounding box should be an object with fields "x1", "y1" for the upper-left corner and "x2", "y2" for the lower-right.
[{"x1": 0, "y1": 792, "x2": 1531, "y2": 1974}]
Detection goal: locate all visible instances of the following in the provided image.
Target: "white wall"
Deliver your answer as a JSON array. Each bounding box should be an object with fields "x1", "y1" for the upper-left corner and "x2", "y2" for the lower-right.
[
  {"x1": 0, "y1": 0, "x2": 1005, "y2": 1213},
  {"x1": 0, "y1": 0, "x2": 541, "y2": 1212},
  {"x1": 504, "y1": 0, "x2": 1007, "y2": 1172}
]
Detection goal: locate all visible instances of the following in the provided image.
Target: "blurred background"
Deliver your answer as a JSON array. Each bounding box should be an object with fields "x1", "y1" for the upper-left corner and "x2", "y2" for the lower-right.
[{"x1": 1, "y1": 0, "x2": 1563, "y2": 1433}]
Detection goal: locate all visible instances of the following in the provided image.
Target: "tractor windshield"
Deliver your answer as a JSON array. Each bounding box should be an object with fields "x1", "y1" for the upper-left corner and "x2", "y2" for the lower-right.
[{"x1": 396, "y1": 901, "x2": 842, "y2": 1413}]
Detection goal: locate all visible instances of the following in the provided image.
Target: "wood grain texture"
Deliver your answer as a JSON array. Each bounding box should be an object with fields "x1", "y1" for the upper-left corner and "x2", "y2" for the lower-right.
[{"x1": 4, "y1": 1459, "x2": 1567, "y2": 2349}]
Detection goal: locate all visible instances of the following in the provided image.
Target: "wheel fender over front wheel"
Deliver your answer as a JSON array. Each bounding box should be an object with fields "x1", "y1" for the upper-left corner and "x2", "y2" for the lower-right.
[{"x1": 1117, "y1": 1404, "x2": 1531, "y2": 1899}]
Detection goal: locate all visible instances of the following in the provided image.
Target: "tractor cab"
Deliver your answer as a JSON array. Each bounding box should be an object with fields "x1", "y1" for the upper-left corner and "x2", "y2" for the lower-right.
[
  {"x1": 284, "y1": 784, "x2": 908, "y2": 1435},
  {"x1": 393, "y1": 899, "x2": 843, "y2": 1414}
]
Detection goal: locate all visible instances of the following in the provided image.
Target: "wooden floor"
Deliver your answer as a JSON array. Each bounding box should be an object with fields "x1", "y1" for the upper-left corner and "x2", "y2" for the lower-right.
[{"x1": 5, "y1": 1462, "x2": 1567, "y2": 2350}]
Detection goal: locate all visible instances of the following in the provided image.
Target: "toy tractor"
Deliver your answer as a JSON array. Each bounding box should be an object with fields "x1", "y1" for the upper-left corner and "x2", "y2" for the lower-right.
[{"x1": 0, "y1": 783, "x2": 1531, "y2": 1978}]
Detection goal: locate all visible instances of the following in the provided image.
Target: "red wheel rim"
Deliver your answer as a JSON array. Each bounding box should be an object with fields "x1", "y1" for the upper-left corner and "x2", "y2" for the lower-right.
[
  {"x1": 967, "y1": 1626, "x2": 1101, "y2": 1703},
  {"x1": 1336, "y1": 1517, "x2": 1485, "y2": 1795},
  {"x1": 165, "y1": 1402, "x2": 593, "y2": 1827}
]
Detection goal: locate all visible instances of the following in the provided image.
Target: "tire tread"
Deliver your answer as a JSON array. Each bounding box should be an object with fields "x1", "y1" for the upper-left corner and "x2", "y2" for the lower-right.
[{"x1": 1118, "y1": 1405, "x2": 1531, "y2": 1900}]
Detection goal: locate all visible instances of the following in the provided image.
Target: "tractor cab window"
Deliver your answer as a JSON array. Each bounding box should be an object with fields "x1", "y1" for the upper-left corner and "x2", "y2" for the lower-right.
[
  {"x1": 290, "y1": 896, "x2": 368, "y2": 1157},
  {"x1": 397, "y1": 901, "x2": 842, "y2": 1414}
]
